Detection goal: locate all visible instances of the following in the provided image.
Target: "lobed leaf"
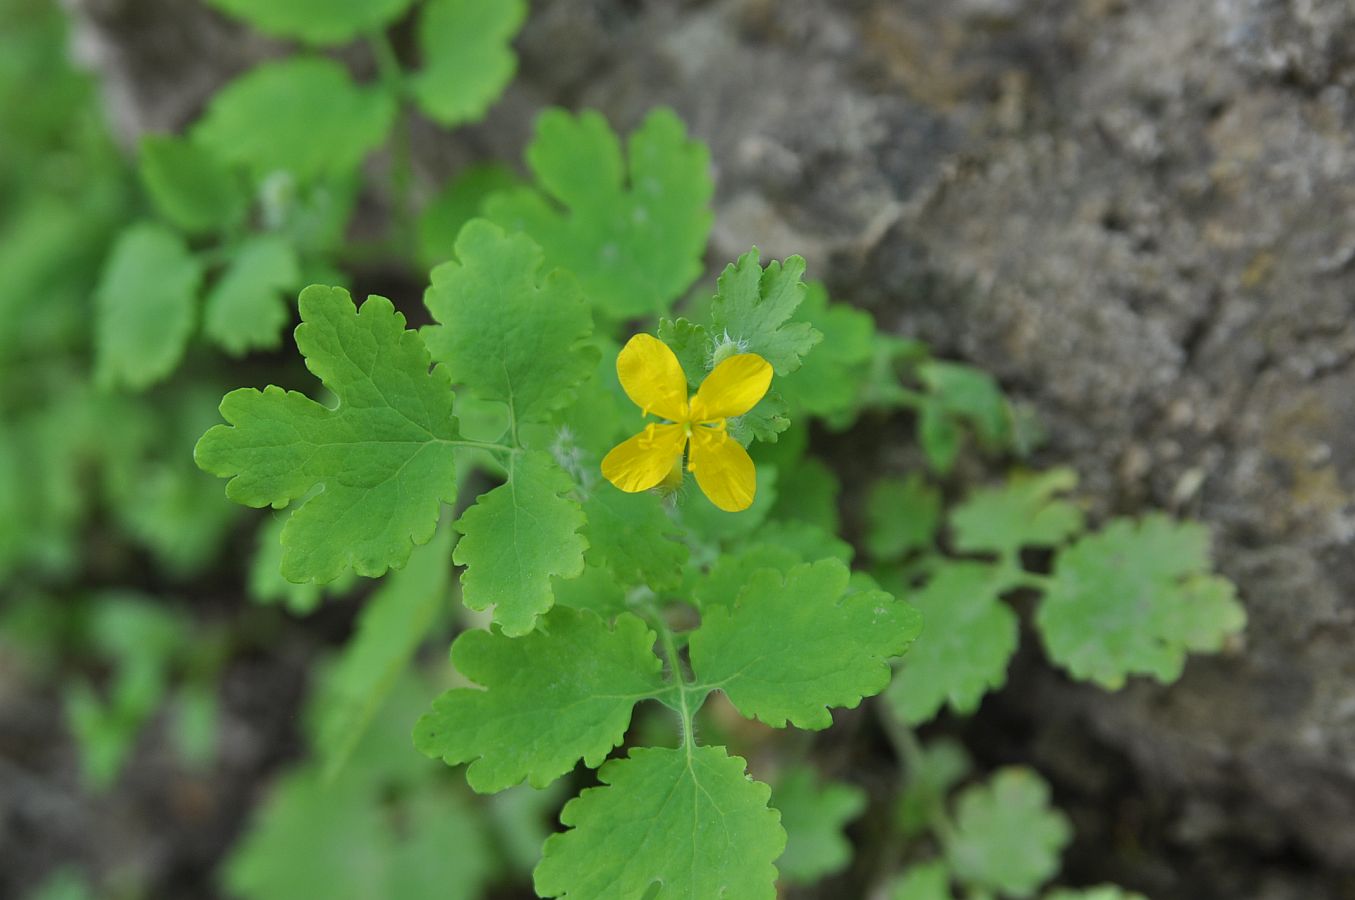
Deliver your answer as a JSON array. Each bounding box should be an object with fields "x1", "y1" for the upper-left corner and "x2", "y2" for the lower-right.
[
  {"x1": 138, "y1": 134, "x2": 245, "y2": 234},
  {"x1": 533, "y1": 745, "x2": 785, "y2": 899},
  {"x1": 422, "y1": 219, "x2": 597, "y2": 425},
  {"x1": 886, "y1": 563, "x2": 1018, "y2": 725},
  {"x1": 414, "y1": 607, "x2": 664, "y2": 792},
  {"x1": 777, "y1": 282, "x2": 876, "y2": 426},
  {"x1": 710, "y1": 249, "x2": 822, "y2": 377},
  {"x1": 452, "y1": 451, "x2": 587, "y2": 635},
  {"x1": 204, "y1": 0, "x2": 417, "y2": 45},
  {"x1": 581, "y1": 482, "x2": 687, "y2": 592},
  {"x1": 202, "y1": 235, "x2": 302, "y2": 356},
  {"x1": 485, "y1": 108, "x2": 712, "y2": 319},
  {"x1": 949, "y1": 468, "x2": 1083, "y2": 560},
  {"x1": 946, "y1": 767, "x2": 1071, "y2": 898},
  {"x1": 1035, "y1": 515, "x2": 1245, "y2": 689},
  {"x1": 411, "y1": 0, "x2": 526, "y2": 126},
  {"x1": 773, "y1": 765, "x2": 867, "y2": 886},
  {"x1": 866, "y1": 473, "x2": 942, "y2": 561},
  {"x1": 690, "y1": 558, "x2": 922, "y2": 729},
  {"x1": 195, "y1": 286, "x2": 459, "y2": 583}
]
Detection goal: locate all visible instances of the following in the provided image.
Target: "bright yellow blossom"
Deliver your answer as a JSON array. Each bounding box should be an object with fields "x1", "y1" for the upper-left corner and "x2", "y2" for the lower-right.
[{"x1": 601, "y1": 333, "x2": 772, "y2": 512}]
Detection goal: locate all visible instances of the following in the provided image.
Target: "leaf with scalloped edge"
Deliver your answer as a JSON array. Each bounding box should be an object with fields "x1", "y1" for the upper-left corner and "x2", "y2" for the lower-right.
[
  {"x1": 778, "y1": 281, "x2": 876, "y2": 426},
  {"x1": 203, "y1": 0, "x2": 417, "y2": 45},
  {"x1": 690, "y1": 558, "x2": 922, "y2": 729},
  {"x1": 195, "y1": 286, "x2": 459, "y2": 583},
  {"x1": 867, "y1": 473, "x2": 942, "y2": 561},
  {"x1": 422, "y1": 219, "x2": 596, "y2": 426},
  {"x1": 581, "y1": 482, "x2": 687, "y2": 592},
  {"x1": 947, "y1": 767, "x2": 1071, "y2": 898},
  {"x1": 203, "y1": 235, "x2": 302, "y2": 356},
  {"x1": 485, "y1": 108, "x2": 712, "y2": 319},
  {"x1": 533, "y1": 745, "x2": 785, "y2": 900},
  {"x1": 414, "y1": 607, "x2": 664, "y2": 792},
  {"x1": 774, "y1": 765, "x2": 867, "y2": 886},
  {"x1": 886, "y1": 563, "x2": 1018, "y2": 725},
  {"x1": 452, "y1": 451, "x2": 587, "y2": 635},
  {"x1": 710, "y1": 249, "x2": 822, "y2": 377},
  {"x1": 1036, "y1": 514, "x2": 1245, "y2": 689},
  {"x1": 411, "y1": 0, "x2": 526, "y2": 126},
  {"x1": 950, "y1": 468, "x2": 1083, "y2": 559}
]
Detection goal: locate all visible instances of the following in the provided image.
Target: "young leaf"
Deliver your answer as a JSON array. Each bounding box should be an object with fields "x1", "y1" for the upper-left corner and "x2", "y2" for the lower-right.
[
  {"x1": 138, "y1": 134, "x2": 245, "y2": 234},
  {"x1": 581, "y1": 482, "x2": 687, "y2": 592},
  {"x1": 709, "y1": 249, "x2": 822, "y2": 376},
  {"x1": 946, "y1": 768, "x2": 1071, "y2": 898},
  {"x1": 452, "y1": 451, "x2": 587, "y2": 635},
  {"x1": 195, "y1": 286, "x2": 459, "y2": 583},
  {"x1": 867, "y1": 474, "x2": 942, "y2": 560},
  {"x1": 656, "y1": 316, "x2": 710, "y2": 387},
  {"x1": 885, "y1": 564, "x2": 1018, "y2": 725},
  {"x1": 949, "y1": 468, "x2": 1083, "y2": 559},
  {"x1": 1035, "y1": 515, "x2": 1245, "y2": 689},
  {"x1": 94, "y1": 223, "x2": 203, "y2": 390},
  {"x1": 204, "y1": 0, "x2": 417, "y2": 45},
  {"x1": 891, "y1": 861, "x2": 955, "y2": 900},
  {"x1": 533, "y1": 745, "x2": 785, "y2": 899},
  {"x1": 202, "y1": 235, "x2": 302, "y2": 356},
  {"x1": 411, "y1": 0, "x2": 526, "y2": 126},
  {"x1": 194, "y1": 58, "x2": 396, "y2": 182},
  {"x1": 917, "y1": 361, "x2": 1011, "y2": 472},
  {"x1": 414, "y1": 607, "x2": 664, "y2": 792},
  {"x1": 484, "y1": 108, "x2": 712, "y2": 319},
  {"x1": 317, "y1": 524, "x2": 455, "y2": 779},
  {"x1": 690, "y1": 559, "x2": 923, "y2": 729},
  {"x1": 773, "y1": 765, "x2": 867, "y2": 885},
  {"x1": 422, "y1": 219, "x2": 597, "y2": 426}
]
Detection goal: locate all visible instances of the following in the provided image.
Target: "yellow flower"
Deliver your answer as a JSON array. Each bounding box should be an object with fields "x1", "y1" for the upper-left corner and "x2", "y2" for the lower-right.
[{"x1": 601, "y1": 333, "x2": 772, "y2": 512}]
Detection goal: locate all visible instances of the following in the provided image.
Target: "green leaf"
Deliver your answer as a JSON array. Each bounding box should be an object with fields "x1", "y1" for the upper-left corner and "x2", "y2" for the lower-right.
[
  {"x1": 886, "y1": 564, "x2": 1018, "y2": 725},
  {"x1": 773, "y1": 765, "x2": 867, "y2": 885},
  {"x1": 533, "y1": 745, "x2": 785, "y2": 899},
  {"x1": 202, "y1": 235, "x2": 302, "y2": 356},
  {"x1": 897, "y1": 738, "x2": 971, "y2": 838},
  {"x1": 485, "y1": 108, "x2": 712, "y2": 319},
  {"x1": 1035, "y1": 515, "x2": 1245, "y2": 689},
  {"x1": 194, "y1": 58, "x2": 396, "y2": 181},
  {"x1": 317, "y1": 524, "x2": 455, "y2": 780},
  {"x1": 690, "y1": 559, "x2": 923, "y2": 729},
  {"x1": 678, "y1": 463, "x2": 778, "y2": 543},
  {"x1": 138, "y1": 134, "x2": 244, "y2": 234},
  {"x1": 728, "y1": 390, "x2": 791, "y2": 446},
  {"x1": 950, "y1": 469, "x2": 1083, "y2": 559},
  {"x1": 917, "y1": 361, "x2": 1011, "y2": 472},
  {"x1": 947, "y1": 767, "x2": 1071, "y2": 898},
  {"x1": 551, "y1": 563, "x2": 630, "y2": 620},
  {"x1": 709, "y1": 249, "x2": 822, "y2": 376},
  {"x1": 656, "y1": 316, "x2": 709, "y2": 387},
  {"x1": 203, "y1": 0, "x2": 417, "y2": 45},
  {"x1": 411, "y1": 0, "x2": 526, "y2": 126},
  {"x1": 778, "y1": 282, "x2": 876, "y2": 425},
  {"x1": 693, "y1": 542, "x2": 804, "y2": 612},
  {"x1": 452, "y1": 451, "x2": 587, "y2": 635},
  {"x1": 94, "y1": 223, "x2": 203, "y2": 390},
  {"x1": 415, "y1": 607, "x2": 664, "y2": 792},
  {"x1": 582, "y1": 482, "x2": 687, "y2": 592},
  {"x1": 423, "y1": 219, "x2": 597, "y2": 425},
  {"x1": 866, "y1": 474, "x2": 941, "y2": 560},
  {"x1": 891, "y1": 861, "x2": 955, "y2": 900},
  {"x1": 195, "y1": 286, "x2": 459, "y2": 583},
  {"x1": 248, "y1": 514, "x2": 354, "y2": 614},
  {"x1": 768, "y1": 456, "x2": 840, "y2": 532},
  {"x1": 417, "y1": 164, "x2": 523, "y2": 267}
]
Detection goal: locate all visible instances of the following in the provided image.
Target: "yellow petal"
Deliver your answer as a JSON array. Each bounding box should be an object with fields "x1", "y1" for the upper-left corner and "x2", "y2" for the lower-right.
[
  {"x1": 616, "y1": 333, "x2": 690, "y2": 422},
  {"x1": 687, "y1": 425, "x2": 757, "y2": 512},
  {"x1": 688, "y1": 353, "x2": 772, "y2": 422},
  {"x1": 601, "y1": 423, "x2": 688, "y2": 493}
]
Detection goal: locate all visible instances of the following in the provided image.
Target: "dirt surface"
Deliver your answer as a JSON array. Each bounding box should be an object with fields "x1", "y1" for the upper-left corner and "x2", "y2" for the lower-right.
[{"x1": 57, "y1": 0, "x2": 1355, "y2": 897}]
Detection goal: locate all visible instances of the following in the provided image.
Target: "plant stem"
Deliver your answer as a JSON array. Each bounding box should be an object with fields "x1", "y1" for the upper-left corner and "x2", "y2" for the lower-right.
[
  {"x1": 879, "y1": 704, "x2": 959, "y2": 847},
  {"x1": 647, "y1": 603, "x2": 698, "y2": 751}
]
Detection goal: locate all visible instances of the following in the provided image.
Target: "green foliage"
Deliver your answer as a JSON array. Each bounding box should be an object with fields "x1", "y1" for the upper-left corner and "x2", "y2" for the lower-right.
[
  {"x1": 418, "y1": 163, "x2": 523, "y2": 266},
  {"x1": 204, "y1": 0, "x2": 417, "y2": 46},
  {"x1": 916, "y1": 360, "x2": 1011, "y2": 473},
  {"x1": 885, "y1": 563, "x2": 1018, "y2": 724},
  {"x1": 773, "y1": 765, "x2": 867, "y2": 885},
  {"x1": 485, "y1": 108, "x2": 713, "y2": 319},
  {"x1": 138, "y1": 134, "x2": 245, "y2": 234},
  {"x1": 1044, "y1": 889, "x2": 1148, "y2": 900},
  {"x1": 412, "y1": 0, "x2": 527, "y2": 125},
  {"x1": 415, "y1": 608, "x2": 665, "y2": 791},
  {"x1": 891, "y1": 861, "x2": 954, "y2": 900},
  {"x1": 867, "y1": 473, "x2": 942, "y2": 560},
  {"x1": 194, "y1": 58, "x2": 396, "y2": 182},
  {"x1": 94, "y1": 224, "x2": 203, "y2": 390},
  {"x1": 896, "y1": 738, "x2": 972, "y2": 838},
  {"x1": 1036, "y1": 515, "x2": 1246, "y2": 689},
  {"x1": 581, "y1": 483, "x2": 688, "y2": 592},
  {"x1": 709, "y1": 249, "x2": 822, "y2": 376},
  {"x1": 949, "y1": 468, "x2": 1083, "y2": 560},
  {"x1": 690, "y1": 559, "x2": 922, "y2": 729},
  {"x1": 946, "y1": 768, "x2": 1071, "y2": 898},
  {"x1": 203, "y1": 235, "x2": 303, "y2": 356},
  {"x1": 533, "y1": 746, "x2": 785, "y2": 900},
  {"x1": 195, "y1": 286, "x2": 460, "y2": 583}
]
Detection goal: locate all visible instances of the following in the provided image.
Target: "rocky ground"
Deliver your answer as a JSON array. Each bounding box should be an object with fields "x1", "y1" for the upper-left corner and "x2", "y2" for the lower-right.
[{"x1": 51, "y1": 0, "x2": 1355, "y2": 897}]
